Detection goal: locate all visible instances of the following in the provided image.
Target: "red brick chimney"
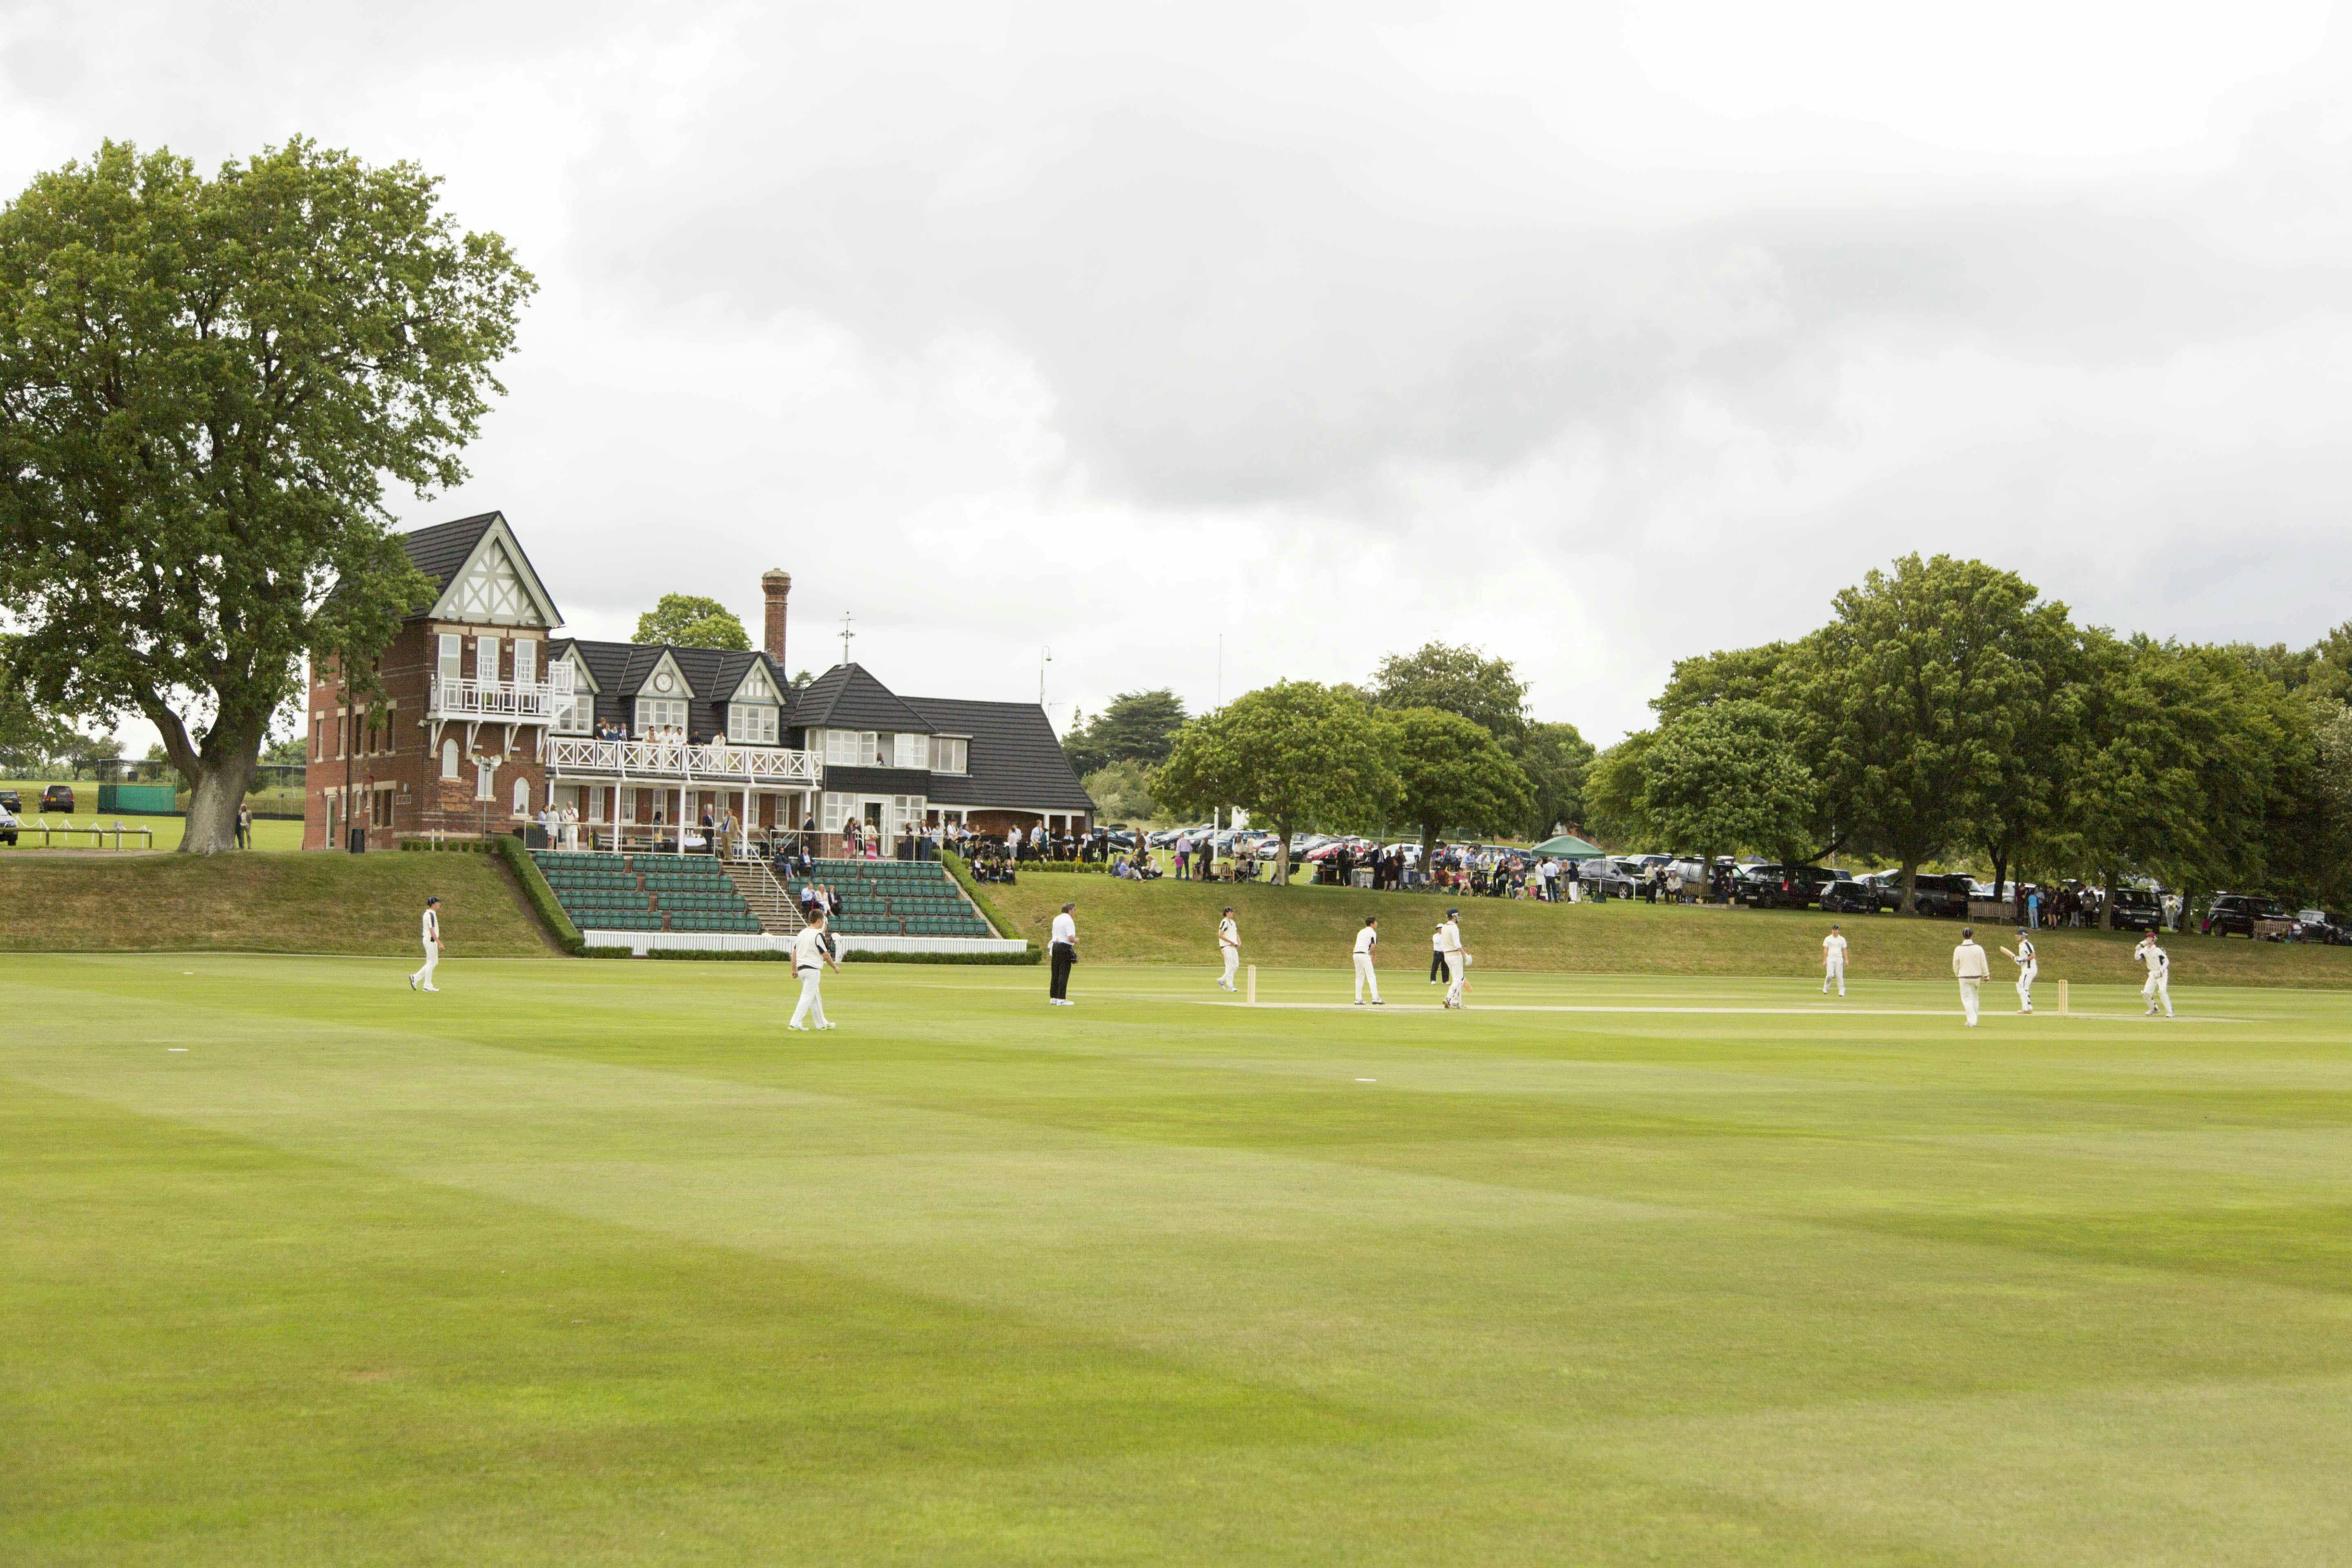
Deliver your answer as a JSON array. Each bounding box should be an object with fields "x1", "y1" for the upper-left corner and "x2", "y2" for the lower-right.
[{"x1": 761, "y1": 569, "x2": 791, "y2": 667}]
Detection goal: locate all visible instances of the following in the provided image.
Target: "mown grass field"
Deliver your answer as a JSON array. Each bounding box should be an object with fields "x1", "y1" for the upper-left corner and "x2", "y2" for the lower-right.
[
  {"x1": 0, "y1": 852, "x2": 549, "y2": 955},
  {"x1": 7, "y1": 953, "x2": 2352, "y2": 1564},
  {"x1": 2, "y1": 781, "x2": 305, "y2": 853},
  {"x1": 985, "y1": 871, "x2": 2352, "y2": 988}
]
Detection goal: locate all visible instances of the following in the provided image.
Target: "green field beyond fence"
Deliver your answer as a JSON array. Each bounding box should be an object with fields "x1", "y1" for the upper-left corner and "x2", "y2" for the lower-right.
[{"x1": 6, "y1": 954, "x2": 2352, "y2": 1564}]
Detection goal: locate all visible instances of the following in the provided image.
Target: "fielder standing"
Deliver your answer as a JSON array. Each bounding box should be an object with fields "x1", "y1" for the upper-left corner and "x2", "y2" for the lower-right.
[
  {"x1": 1439, "y1": 908, "x2": 1469, "y2": 1009},
  {"x1": 1049, "y1": 902, "x2": 1078, "y2": 1006},
  {"x1": 408, "y1": 896, "x2": 443, "y2": 993},
  {"x1": 1429, "y1": 921, "x2": 1447, "y2": 984},
  {"x1": 1821, "y1": 923, "x2": 1849, "y2": 997},
  {"x1": 1952, "y1": 926, "x2": 1991, "y2": 1027},
  {"x1": 2000, "y1": 927, "x2": 2038, "y2": 1014},
  {"x1": 1352, "y1": 916, "x2": 1383, "y2": 1006},
  {"x1": 1217, "y1": 906, "x2": 1241, "y2": 993},
  {"x1": 788, "y1": 909, "x2": 840, "y2": 1031},
  {"x1": 2135, "y1": 931, "x2": 2173, "y2": 1018}
]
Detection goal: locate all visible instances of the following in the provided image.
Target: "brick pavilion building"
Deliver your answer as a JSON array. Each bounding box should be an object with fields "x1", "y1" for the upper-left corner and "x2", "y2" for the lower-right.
[{"x1": 302, "y1": 512, "x2": 1094, "y2": 852}]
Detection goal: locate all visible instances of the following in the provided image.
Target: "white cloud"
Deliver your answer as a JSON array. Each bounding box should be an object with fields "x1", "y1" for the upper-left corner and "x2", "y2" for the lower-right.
[{"x1": 5, "y1": 0, "x2": 2349, "y2": 753}]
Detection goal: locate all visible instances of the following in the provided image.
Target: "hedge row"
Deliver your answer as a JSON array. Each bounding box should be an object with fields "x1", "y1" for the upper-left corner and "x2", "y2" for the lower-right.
[{"x1": 489, "y1": 832, "x2": 586, "y2": 955}]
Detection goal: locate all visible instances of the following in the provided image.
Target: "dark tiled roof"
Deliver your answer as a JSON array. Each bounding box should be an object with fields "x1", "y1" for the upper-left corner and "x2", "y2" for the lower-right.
[
  {"x1": 399, "y1": 512, "x2": 501, "y2": 592},
  {"x1": 549, "y1": 638, "x2": 791, "y2": 739},
  {"x1": 397, "y1": 510, "x2": 564, "y2": 626},
  {"x1": 789, "y1": 664, "x2": 934, "y2": 734},
  {"x1": 904, "y1": 697, "x2": 1096, "y2": 811}
]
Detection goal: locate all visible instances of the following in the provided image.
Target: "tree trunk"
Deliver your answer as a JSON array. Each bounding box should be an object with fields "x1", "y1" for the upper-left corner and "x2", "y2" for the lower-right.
[
  {"x1": 163, "y1": 702, "x2": 269, "y2": 856},
  {"x1": 2101, "y1": 865, "x2": 2117, "y2": 930},
  {"x1": 1418, "y1": 823, "x2": 1438, "y2": 888},
  {"x1": 1273, "y1": 820, "x2": 1294, "y2": 886},
  {"x1": 1898, "y1": 855, "x2": 1920, "y2": 913},
  {"x1": 1987, "y1": 843, "x2": 2009, "y2": 902}
]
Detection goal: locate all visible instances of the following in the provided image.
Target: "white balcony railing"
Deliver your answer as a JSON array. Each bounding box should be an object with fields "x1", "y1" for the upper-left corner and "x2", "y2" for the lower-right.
[
  {"x1": 429, "y1": 664, "x2": 572, "y2": 722},
  {"x1": 547, "y1": 735, "x2": 822, "y2": 786}
]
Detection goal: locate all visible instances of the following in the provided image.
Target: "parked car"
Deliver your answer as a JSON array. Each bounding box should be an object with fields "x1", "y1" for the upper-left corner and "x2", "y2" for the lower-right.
[
  {"x1": 40, "y1": 784, "x2": 74, "y2": 813},
  {"x1": 2107, "y1": 886, "x2": 2166, "y2": 933},
  {"x1": 2205, "y1": 893, "x2": 2290, "y2": 938},
  {"x1": 2293, "y1": 909, "x2": 2346, "y2": 945},
  {"x1": 1737, "y1": 863, "x2": 1841, "y2": 910},
  {"x1": 1819, "y1": 880, "x2": 1878, "y2": 915},
  {"x1": 0, "y1": 802, "x2": 17, "y2": 847},
  {"x1": 1575, "y1": 859, "x2": 1636, "y2": 898},
  {"x1": 1898, "y1": 873, "x2": 1975, "y2": 918},
  {"x1": 0, "y1": 788, "x2": 20, "y2": 814}
]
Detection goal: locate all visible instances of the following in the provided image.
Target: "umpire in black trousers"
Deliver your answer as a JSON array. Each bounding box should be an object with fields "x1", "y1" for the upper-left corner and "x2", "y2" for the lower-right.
[{"x1": 1048, "y1": 901, "x2": 1078, "y2": 1004}]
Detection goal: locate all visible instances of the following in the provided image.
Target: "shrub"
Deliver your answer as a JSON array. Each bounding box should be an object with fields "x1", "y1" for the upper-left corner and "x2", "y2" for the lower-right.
[{"x1": 489, "y1": 832, "x2": 585, "y2": 955}]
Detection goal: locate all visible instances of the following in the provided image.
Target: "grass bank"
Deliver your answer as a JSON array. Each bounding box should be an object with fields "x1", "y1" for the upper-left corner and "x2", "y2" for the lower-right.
[
  {"x1": 0, "y1": 851, "x2": 553, "y2": 956},
  {"x1": 986, "y1": 873, "x2": 2352, "y2": 988}
]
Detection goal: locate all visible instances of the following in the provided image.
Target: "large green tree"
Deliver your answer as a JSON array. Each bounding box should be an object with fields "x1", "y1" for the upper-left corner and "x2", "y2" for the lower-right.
[
  {"x1": 0, "y1": 138, "x2": 532, "y2": 852},
  {"x1": 1155, "y1": 681, "x2": 1396, "y2": 884},
  {"x1": 1582, "y1": 730, "x2": 1659, "y2": 850},
  {"x1": 0, "y1": 650, "x2": 102, "y2": 774},
  {"x1": 1513, "y1": 720, "x2": 1595, "y2": 840},
  {"x1": 1385, "y1": 707, "x2": 1533, "y2": 871},
  {"x1": 1794, "y1": 555, "x2": 2069, "y2": 910},
  {"x1": 632, "y1": 594, "x2": 751, "y2": 651},
  {"x1": 1639, "y1": 700, "x2": 1815, "y2": 877},
  {"x1": 1062, "y1": 688, "x2": 1188, "y2": 776},
  {"x1": 1370, "y1": 642, "x2": 1528, "y2": 741}
]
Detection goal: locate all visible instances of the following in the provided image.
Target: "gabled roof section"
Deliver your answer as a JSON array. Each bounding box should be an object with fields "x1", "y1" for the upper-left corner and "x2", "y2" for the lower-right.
[
  {"x1": 902, "y1": 696, "x2": 1096, "y2": 812},
  {"x1": 633, "y1": 648, "x2": 695, "y2": 700},
  {"x1": 728, "y1": 659, "x2": 784, "y2": 704},
  {"x1": 550, "y1": 639, "x2": 793, "y2": 733},
  {"x1": 546, "y1": 641, "x2": 601, "y2": 694},
  {"x1": 407, "y1": 512, "x2": 564, "y2": 629},
  {"x1": 789, "y1": 663, "x2": 934, "y2": 735}
]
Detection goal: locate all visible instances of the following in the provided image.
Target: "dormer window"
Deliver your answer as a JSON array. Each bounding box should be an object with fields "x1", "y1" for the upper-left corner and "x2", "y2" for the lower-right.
[
  {"x1": 893, "y1": 732, "x2": 928, "y2": 769},
  {"x1": 728, "y1": 702, "x2": 779, "y2": 745}
]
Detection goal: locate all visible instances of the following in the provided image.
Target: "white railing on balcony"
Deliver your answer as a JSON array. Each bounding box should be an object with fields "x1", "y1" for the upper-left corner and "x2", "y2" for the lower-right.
[
  {"x1": 430, "y1": 663, "x2": 572, "y2": 722},
  {"x1": 546, "y1": 736, "x2": 821, "y2": 786}
]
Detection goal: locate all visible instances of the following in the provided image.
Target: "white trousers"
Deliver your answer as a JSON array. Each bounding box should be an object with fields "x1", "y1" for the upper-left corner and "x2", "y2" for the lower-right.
[
  {"x1": 791, "y1": 971, "x2": 829, "y2": 1029},
  {"x1": 411, "y1": 940, "x2": 439, "y2": 990},
  {"x1": 1566, "y1": 880, "x2": 1581, "y2": 904},
  {"x1": 1823, "y1": 958, "x2": 1845, "y2": 996},
  {"x1": 1959, "y1": 978, "x2": 1981, "y2": 1025},
  {"x1": 1221, "y1": 947, "x2": 1240, "y2": 989},
  {"x1": 2017, "y1": 963, "x2": 2036, "y2": 1010},
  {"x1": 1354, "y1": 953, "x2": 1381, "y2": 1004},
  {"x1": 1444, "y1": 951, "x2": 1466, "y2": 1006},
  {"x1": 2143, "y1": 974, "x2": 2172, "y2": 1016}
]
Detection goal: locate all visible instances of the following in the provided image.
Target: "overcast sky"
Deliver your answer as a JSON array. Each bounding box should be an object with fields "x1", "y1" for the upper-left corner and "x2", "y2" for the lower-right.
[{"x1": 6, "y1": 0, "x2": 2349, "y2": 746}]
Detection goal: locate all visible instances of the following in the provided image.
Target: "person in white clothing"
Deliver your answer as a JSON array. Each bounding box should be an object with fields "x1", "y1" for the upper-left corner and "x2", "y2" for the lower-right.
[
  {"x1": 2000, "y1": 929, "x2": 2038, "y2": 1013},
  {"x1": 1438, "y1": 909, "x2": 1469, "y2": 1009},
  {"x1": 1217, "y1": 906, "x2": 1241, "y2": 991},
  {"x1": 787, "y1": 911, "x2": 840, "y2": 1030},
  {"x1": 1952, "y1": 927, "x2": 1991, "y2": 1025},
  {"x1": 1821, "y1": 924, "x2": 1849, "y2": 996},
  {"x1": 2135, "y1": 933, "x2": 2173, "y2": 1017},
  {"x1": 1048, "y1": 902, "x2": 1078, "y2": 1004},
  {"x1": 409, "y1": 897, "x2": 443, "y2": 992},
  {"x1": 1352, "y1": 917, "x2": 1383, "y2": 1005},
  {"x1": 1430, "y1": 921, "x2": 1447, "y2": 983}
]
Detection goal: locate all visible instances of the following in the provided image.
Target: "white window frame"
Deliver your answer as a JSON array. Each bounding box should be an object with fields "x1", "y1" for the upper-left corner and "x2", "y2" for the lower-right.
[
  {"x1": 894, "y1": 733, "x2": 929, "y2": 770},
  {"x1": 475, "y1": 635, "x2": 501, "y2": 684},
  {"x1": 728, "y1": 702, "x2": 779, "y2": 745},
  {"x1": 824, "y1": 730, "x2": 875, "y2": 767},
  {"x1": 512, "y1": 637, "x2": 537, "y2": 688},
  {"x1": 441, "y1": 739, "x2": 459, "y2": 780},
  {"x1": 511, "y1": 777, "x2": 530, "y2": 818},
  {"x1": 929, "y1": 736, "x2": 969, "y2": 775},
  {"x1": 636, "y1": 697, "x2": 688, "y2": 735},
  {"x1": 476, "y1": 760, "x2": 496, "y2": 802},
  {"x1": 438, "y1": 634, "x2": 462, "y2": 681}
]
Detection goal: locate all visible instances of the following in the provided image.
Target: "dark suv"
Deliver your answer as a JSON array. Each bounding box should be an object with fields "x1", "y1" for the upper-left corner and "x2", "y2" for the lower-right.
[
  {"x1": 1902, "y1": 873, "x2": 1975, "y2": 918},
  {"x1": 2107, "y1": 887, "x2": 2166, "y2": 933},
  {"x1": 2205, "y1": 893, "x2": 2289, "y2": 938},
  {"x1": 1820, "y1": 879, "x2": 1877, "y2": 915},
  {"x1": 40, "y1": 784, "x2": 74, "y2": 813}
]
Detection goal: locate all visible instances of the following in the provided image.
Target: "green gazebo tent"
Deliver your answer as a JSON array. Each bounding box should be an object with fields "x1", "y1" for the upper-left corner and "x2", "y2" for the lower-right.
[{"x1": 1529, "y1": 833, "x2": 1607, "y2": 859}]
